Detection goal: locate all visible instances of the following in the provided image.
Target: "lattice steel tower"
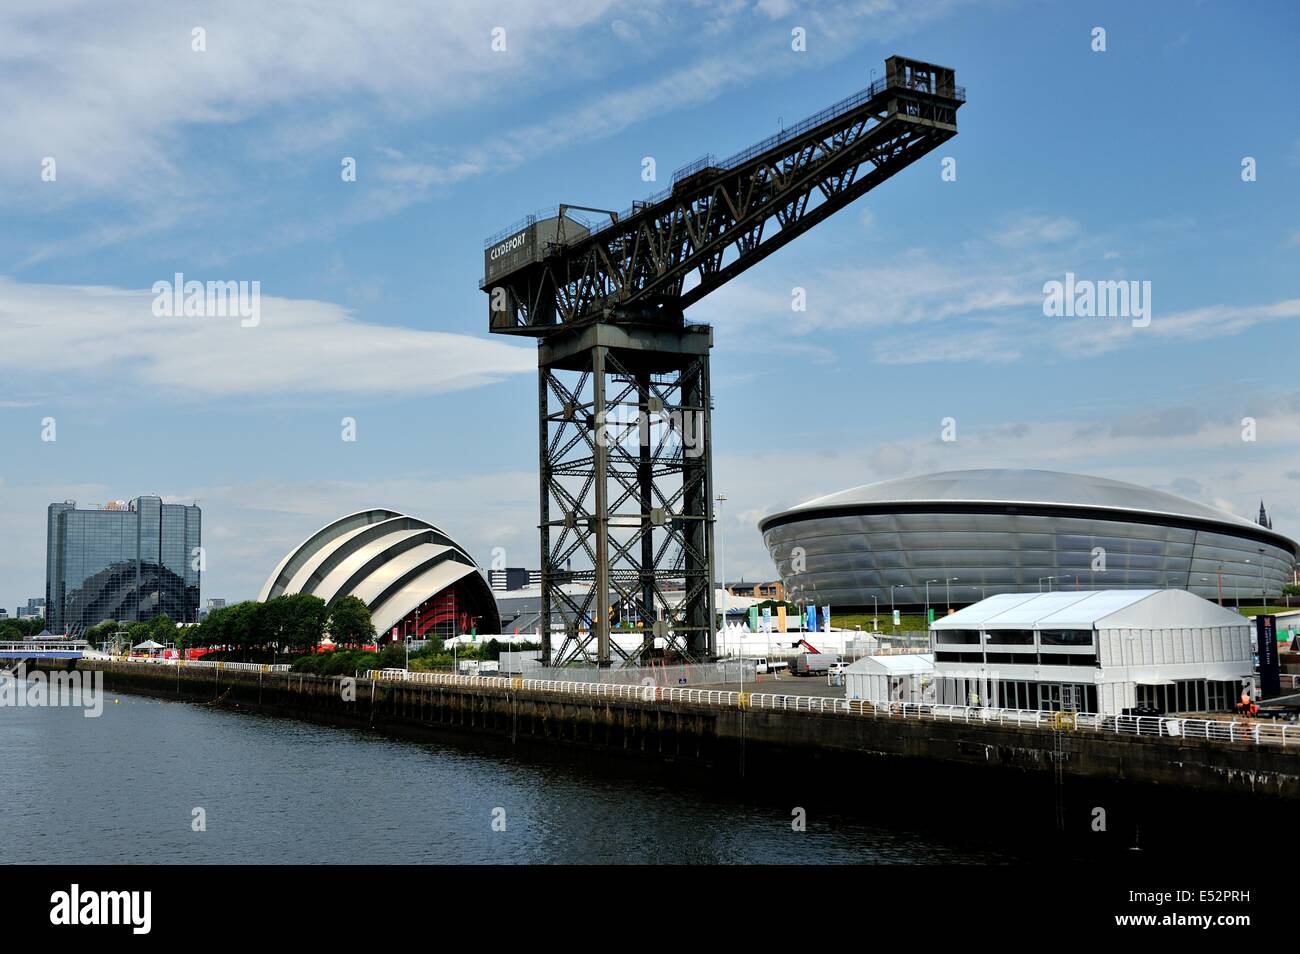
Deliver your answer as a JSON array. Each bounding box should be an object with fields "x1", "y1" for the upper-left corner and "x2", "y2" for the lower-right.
[{"x1": 482, "y1": 56, "x2": 963, "y2": 666}]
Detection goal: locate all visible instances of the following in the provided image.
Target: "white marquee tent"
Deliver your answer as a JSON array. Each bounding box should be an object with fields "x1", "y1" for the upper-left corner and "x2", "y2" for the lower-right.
[{"x1": 930, "y1": 589, "x2": 1253, "y2": 715}]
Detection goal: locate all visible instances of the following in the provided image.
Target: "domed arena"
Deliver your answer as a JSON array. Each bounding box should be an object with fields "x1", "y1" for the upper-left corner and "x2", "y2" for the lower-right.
[
  {"x1": 759, "y1": 469, "x2": 1299, "y2": 611},
  {"x1": 259, "y1": 509, "x2": 500, "y2": 641}
]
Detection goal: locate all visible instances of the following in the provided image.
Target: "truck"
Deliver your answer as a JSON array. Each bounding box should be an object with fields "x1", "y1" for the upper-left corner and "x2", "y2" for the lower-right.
[{"x1": 788, "y1": 652, "x2": 842, "y2": 677}]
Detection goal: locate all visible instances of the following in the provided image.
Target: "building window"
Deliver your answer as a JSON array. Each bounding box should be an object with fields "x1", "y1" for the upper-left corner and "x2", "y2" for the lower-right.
[
  {"x1": 1040, "y1": 630, "x2": 1093, "y2": 646},
  {"x1": 986, "y1": 630, "x2": 1033, "y2": 645}
]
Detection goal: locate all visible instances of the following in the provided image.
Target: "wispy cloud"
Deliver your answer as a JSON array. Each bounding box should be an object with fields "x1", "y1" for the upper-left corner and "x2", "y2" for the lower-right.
[
  {"x1": 1, "y1": 0, "x2": 972, "y2": 264},
  {"x1": 0, "y1": 277, "x2": 534, "y2": 400}
]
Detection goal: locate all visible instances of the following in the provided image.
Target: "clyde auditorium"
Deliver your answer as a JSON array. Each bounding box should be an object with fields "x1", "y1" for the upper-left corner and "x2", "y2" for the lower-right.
[
  {"x1": 259, "y1": 509, "x2": 500, "y2": 640},
  {"x1": 758, "y1": 469, "x2": 1298, "y2": 611}
]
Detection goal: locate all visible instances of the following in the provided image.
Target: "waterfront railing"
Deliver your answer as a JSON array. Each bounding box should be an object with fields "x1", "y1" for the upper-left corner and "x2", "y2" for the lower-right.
[
  {"x1": 115, "y1": 657, "x2": 292, "y2": 673},
  {"x1": 364, "y1": 668, "x2": 1298, "y2": 748}
]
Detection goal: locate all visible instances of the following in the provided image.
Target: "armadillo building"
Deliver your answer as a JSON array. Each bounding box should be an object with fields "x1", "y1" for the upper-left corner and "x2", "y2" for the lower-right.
[
  {"x1": 259, "y1": 509, "x2": 500, "y2": 642},
  {"x1": 758, "y1": 469, "x2": 1298, "y2": 611}
]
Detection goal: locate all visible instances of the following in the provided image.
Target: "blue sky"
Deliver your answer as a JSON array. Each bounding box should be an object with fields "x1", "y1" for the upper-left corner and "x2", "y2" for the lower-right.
[{"x1": 1, "y1": 0, "x2": 1297, "y2": 613}]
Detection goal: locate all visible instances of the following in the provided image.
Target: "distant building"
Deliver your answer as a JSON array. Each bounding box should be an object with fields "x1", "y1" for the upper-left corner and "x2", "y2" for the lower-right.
[
  {"x1": 724, "y1": 580, "x2": 785, "y2": 601},
  {"x1": 46, "y1": 496, "x2": 201, "y2": 633},
  {"x1": 490, "y1": 567, "x2": 532, "y2": 592},
  {"x1": 1258, "y1": 500, "x2": 1273, "y2": 530},
  {"x1": 16, "y1": 597, "x2": 46, "y2": 620},
  {"x1": 0, "y1": 608, "x2": 8, "y2": 620},
  {"x1": 199, "y1": 598, "x2": 226, "y2": 621}
]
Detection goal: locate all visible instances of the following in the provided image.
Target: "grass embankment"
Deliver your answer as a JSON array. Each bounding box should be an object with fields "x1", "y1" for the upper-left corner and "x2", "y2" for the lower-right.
[
  {"x1": 1234, "y1": 604, "x2": 1298, "y2": 617},
  {"x1": 824, "y1": 612, "x2": 933, "y2": 633}
]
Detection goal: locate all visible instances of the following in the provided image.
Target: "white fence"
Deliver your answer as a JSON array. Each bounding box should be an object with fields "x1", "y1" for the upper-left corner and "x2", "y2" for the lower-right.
[
  {"x1": 116, "y1": 657, "x2": 291, "y2": 673},
  {"x1": 524, "y1": 660, "x2": 756, "y2": 687},
  {"x1": 365, "y1": 669, "x2": 1298, "y2": 748}
]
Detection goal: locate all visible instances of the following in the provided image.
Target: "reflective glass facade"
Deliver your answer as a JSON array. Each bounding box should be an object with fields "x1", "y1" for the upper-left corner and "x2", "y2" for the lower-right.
[{"x1": 46, "y1": 497, "x2": 201, "y2": 632}]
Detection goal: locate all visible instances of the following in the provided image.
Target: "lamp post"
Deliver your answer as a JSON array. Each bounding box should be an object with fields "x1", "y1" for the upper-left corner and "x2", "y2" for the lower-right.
[
  {"x1": 944, "y1": 577, "x2": 958, "y2": 613},
  {"x1": 969, "y1": 584, "x2": 986, "y2": 601},
  {"x1": 889, "y1": 584, "x2": 900, "y2": 630},
  {"x1": 872, "y1": 595, "x2": 878, "y2": 632},
  {"x1": 925, "y1": 579, "x2": 939, "y2": 622},
  {"x1": 1038, "y1": 575, "x2": 1057, "y2": 593}
]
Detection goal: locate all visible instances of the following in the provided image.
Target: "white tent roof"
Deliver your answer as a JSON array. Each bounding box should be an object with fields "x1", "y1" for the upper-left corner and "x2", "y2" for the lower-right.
[
  {"x1": 931, "y1": 589, "x2": 1248, "y2": 631},
  {"x1": 131, "y1": 639, "x2": 165, "y2": 650},
  {"x1": 845, "y1": 653, "x2": 934, "y2": 675}
]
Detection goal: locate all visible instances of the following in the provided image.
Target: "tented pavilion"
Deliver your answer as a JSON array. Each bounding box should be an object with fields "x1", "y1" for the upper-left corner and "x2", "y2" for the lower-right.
[
  {"x1": 929, "y1": 589, "x2": 1253, "y2": 715},
  {"x1": 844, "y1": 652, "x2": 935, "y2": 706}
]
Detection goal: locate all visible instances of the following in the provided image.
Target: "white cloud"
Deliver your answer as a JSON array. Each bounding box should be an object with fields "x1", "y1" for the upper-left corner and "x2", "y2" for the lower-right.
[
  {"x1": 1, "y1": 0, "x2": 973, "y2": 263},
  {"x1": 695, "y1": 213, "x2": 1300, "y2": 367},
  {"x1": 0, "y1": 277, "x2": 534, "y2": 399},
  {"x1": 991, "y1": 215, "x2": 1080, "y2": 247},
  {"x1": 0, "y1": 1, "x2": 620, "y2": 197}
]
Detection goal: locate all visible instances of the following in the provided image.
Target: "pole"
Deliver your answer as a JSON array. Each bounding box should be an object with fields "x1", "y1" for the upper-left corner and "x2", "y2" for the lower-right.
[
  {"x1": 592, "y1": 345, "x2": 610, "y2": 667},
  {"x1": 716, "y1": 493, "x2": 727, "y2": 657}
]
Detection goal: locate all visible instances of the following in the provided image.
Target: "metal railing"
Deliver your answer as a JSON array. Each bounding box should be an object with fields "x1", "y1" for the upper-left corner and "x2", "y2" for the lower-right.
[
  {"x1": 114, "y1": 657, "x2": 291, "y2": 673},
  {"x1": 481, "y1": 206, "x2": 597, "y2": 250},
  {"x1": 363, "y1": 669, "x2": 1297, "y2": 748}
]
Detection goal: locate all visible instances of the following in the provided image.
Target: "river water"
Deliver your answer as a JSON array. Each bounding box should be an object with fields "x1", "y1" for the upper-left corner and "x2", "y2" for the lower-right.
[{"x1": 1, "y1": 685, "x2": 1032, "y2": 864}]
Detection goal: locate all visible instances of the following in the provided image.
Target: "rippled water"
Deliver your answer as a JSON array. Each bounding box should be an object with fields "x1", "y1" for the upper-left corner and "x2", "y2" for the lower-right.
[{"x1": 1, "y1": 686, "x2": 1026, "y2": 864}]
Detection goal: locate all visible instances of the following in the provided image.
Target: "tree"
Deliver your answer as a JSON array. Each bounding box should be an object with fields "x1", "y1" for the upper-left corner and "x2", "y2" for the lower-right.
[
  {"x1": 328, "y1": 596, "x2": 376, "y2": 648},
  {"x1": 148, "y1": 614, "x2": 175, "y2": 645},
  {"x1": 278, "y1": 593, "x2": 328, "y2": 654}
]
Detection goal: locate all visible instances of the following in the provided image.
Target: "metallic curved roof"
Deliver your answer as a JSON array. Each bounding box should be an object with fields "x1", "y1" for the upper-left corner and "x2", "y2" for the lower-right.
[
  {"x1": 760, "y1": 468, "x2": 1297, "y2": 551},
  {"x1": 258, "y1": 509, "x2": 499, "y2": 636}
]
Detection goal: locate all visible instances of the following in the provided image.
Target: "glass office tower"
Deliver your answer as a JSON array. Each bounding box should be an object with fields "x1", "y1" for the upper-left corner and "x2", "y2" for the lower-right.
[{"x1": 46, "y1": 496, "x2": 201, "y2": 633}]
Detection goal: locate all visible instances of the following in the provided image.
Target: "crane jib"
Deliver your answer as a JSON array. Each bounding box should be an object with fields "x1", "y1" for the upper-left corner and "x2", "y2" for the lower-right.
[{"x1": 482, "y1": 55, "x2": 962, "y2": 336}]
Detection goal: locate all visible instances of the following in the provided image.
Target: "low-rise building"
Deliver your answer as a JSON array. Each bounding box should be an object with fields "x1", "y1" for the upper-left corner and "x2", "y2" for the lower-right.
[
  {"x1": 845, "y1": 652, "x2": 935, "y2": 706},
  {"x1": 930, "y1": 589, "x2": 1252, "y2": 715}
]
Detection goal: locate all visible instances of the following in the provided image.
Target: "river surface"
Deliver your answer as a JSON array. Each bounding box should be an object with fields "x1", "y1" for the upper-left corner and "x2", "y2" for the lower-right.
[{"x1": 1, "y1": 684, "x2": 1034, "y2": 864}]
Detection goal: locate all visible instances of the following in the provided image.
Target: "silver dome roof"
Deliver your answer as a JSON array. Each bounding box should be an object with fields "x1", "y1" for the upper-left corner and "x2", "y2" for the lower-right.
[{"x1": 762, "y1": 468, "x2": 1292, "y2": 544}]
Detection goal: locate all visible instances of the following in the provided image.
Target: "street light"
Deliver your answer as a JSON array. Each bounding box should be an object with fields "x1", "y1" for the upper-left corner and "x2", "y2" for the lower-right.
[
  {"x1": 969, "y1": 584, "x2": 986, "y2": 601},
  {"x1": 944, "y1": 577, "x2": 958, "y2": 613},
  {"x1": 924, "y1": 579, "x2": 939, "y2": 621},
  {"x1": 889, "y1": 584, "x2": 901, "y2": 629},
  {"x1": 1038, "y1": 576, "x2": 1057, "y2": 592}
]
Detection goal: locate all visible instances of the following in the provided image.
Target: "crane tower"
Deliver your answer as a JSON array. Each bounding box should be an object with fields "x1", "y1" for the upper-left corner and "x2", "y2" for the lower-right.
[{"x1": 482, "y1": 55, "x2": 964, "y2": 666}]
